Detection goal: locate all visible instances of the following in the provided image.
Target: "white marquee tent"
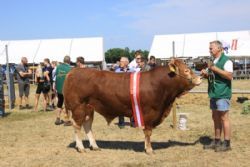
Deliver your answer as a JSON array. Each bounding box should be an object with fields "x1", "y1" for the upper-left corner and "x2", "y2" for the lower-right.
[
  {"x1": 149, "y1": 30, "x2": 250, "y2": 59},
  {"x1": 0, "y1": 37, "x2": 105, "y2": 65}
]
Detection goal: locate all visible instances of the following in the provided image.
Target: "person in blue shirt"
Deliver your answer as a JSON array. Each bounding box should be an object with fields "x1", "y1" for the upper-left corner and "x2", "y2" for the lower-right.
[
  {"x1": 115, "y1": 57, "x2": 135, "y2": 128},
  {"x1": 115, "y1": 57, "x2": 134, "y2": 73}
]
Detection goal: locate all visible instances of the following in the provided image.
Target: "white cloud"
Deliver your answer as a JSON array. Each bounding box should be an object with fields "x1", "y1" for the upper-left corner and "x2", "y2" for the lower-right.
[{"x1": 114, "y1": 0, "x2": 250, "y2": 35}]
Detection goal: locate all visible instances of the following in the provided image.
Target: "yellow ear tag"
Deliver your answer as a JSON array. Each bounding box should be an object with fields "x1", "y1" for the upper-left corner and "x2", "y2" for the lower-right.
[{"x1": 169, "y1": 66, "x2": 176, "y2": 73}]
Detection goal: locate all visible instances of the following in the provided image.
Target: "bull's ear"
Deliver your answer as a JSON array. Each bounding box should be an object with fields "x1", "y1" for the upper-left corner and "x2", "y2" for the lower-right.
[{"x1": 168, "y1": 60, "x2": 179, "y2": 74}]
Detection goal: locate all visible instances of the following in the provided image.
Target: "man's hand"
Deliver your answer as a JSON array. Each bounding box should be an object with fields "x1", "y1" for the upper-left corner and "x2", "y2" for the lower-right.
[
  {"x1": 200, "y1": 69, "x2": 208, "y2": 79},
  {"x1": 207, "y1": 60, "x2": 214, "y2": 69},
  {"x1": 28, "y1": 69, "x2": 32, "y2": 75},
  {"x1": 207, "y1": 59, "x2": 219, "y2": 72}
]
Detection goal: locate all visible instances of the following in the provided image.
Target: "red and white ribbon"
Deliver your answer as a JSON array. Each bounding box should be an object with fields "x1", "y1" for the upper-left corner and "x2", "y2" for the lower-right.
[
  {"x1": 231, "y1": 39, "x2": 238, "y2": 50},
  {"x1": 130, "y1": 72, "x2": 144, "y2": 128}
]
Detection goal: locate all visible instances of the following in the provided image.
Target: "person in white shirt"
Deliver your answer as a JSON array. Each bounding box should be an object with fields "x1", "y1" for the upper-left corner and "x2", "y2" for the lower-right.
[
  {"x1": 128, "y1": 50, "x2": 143, "y2": 72},
  {"x1": 201, "y1": 40, "x2": 233, "y2": 152}
]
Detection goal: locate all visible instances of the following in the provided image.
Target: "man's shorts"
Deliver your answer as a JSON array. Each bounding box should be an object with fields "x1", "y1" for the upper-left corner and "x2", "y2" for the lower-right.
[
  {"x1": 210, "y1": 98, "x2": 231, "y2": 111},
  {"x1": 18, "y1": 82, "x2": 30, "y2": 97},
  {"x1": 57, "y1": 93, "x2": 64, "y2": 108}
]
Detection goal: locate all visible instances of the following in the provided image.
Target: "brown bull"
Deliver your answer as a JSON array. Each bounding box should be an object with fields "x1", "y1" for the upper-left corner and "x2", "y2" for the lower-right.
[{"x1": 63, "y1": 59, "x2": 202, "y2": 154}]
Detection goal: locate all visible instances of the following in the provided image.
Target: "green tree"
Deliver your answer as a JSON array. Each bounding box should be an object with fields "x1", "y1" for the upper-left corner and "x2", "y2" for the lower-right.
[
  {"x1": 105, "y1": 48, "x2": 149, "y2": 63},
  {"x1": 129, "y1": 49, "x2": 149, "y2": 61}
]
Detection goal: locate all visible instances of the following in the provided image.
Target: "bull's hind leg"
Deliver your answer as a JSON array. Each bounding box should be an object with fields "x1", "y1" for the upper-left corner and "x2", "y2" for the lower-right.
[
  {"x1": 73, "y1": 124, "x2": 86, "y2": 153},
  {"x1": 71, "y1": 106, "x2": 86, "y2": 153},
  {"x1": 143, "y1": 128, "x2": 154, "y2": 155},
  {"x1": 83, "y1": 107, "x2": 100, "y2": 151}
]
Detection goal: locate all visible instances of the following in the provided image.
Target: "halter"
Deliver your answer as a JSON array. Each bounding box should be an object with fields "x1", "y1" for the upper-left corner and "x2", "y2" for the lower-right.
[{"x1": 169, "y1": 66, "x2": 193, "y2": 84}]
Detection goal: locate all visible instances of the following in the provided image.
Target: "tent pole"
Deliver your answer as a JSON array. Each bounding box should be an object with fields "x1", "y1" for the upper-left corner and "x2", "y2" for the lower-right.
[
  {"x1": 32, "y1": 40, "x2": 42, "y2": 84},
  {"x1": 245, "y1": 57, "x2": 247, "y2": 79},
  {"x1": 5, "y1": 45, "x2": 12, "y2": 110},
  {"x1": 182, "y1": 34, "x2": 185, "y2": 57},
  {"x1": 172, "y1": 41, "x2": 177, "y2": 129},
  {"x1": 69, "y1": 39, "x2": 73, "y2": 56}
]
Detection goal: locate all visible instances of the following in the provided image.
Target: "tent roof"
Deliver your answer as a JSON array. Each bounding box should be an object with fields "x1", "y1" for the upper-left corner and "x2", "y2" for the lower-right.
[
  {"x1": 0, "y1": 37, "x2": 104, "y2": 64},
  {"x1": 149, "y1": 30, "x2": 250, "y2": 59}
]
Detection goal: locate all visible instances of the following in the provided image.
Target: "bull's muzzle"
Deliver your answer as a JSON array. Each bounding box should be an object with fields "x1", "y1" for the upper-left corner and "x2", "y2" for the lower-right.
[{"x1": 192, "y1": 76, "x2": 202, "y2": 86}]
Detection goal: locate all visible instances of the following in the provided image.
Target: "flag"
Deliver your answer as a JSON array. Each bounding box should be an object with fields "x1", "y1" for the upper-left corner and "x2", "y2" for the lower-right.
[{"x1": 231, "y1": 39, "x2": 238, "y2": 50}]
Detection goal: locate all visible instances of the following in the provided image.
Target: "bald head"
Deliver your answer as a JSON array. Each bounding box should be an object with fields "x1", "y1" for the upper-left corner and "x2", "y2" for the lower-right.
[
  {"x1": 21, "y1": 57, "x2": 28, "y2": 65},
  {"x1": 120, "y1": 57, "x2": 129, "y2": 67}
]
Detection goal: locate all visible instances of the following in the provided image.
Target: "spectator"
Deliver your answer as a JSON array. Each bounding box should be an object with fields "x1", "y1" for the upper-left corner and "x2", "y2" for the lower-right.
[
  {"x1": 128, "y1": 50, "x2": 143, "y2": 72},
  {"x1": 115, "y1": 57, "x2": 134, "y2": 73},
  {"x1": 43, "y1": 58, "x2": 53, "y2": 110},
  {"x1": 16, "y1": 57, "x2": 32, "y2": 110},
  {"x1": 51, "y1": 61, "x2": 57, "y2": 109},
  {"x1": 115, "y1": 57, "x2": 135, "y2": 128},
  {"x1": 201, "y1": 40, "x2": 233, "y2": 152},
  {"x1": 139, "y1": 57, "x2": 151, "y2": 72},
  {"x1": 148, "y1": 55, "x2": 157, "y2": 69},
  {"x1": 110, "y1": 60, "x2": 120, "y2": 71},
  {"x1": 55, "y1": 55, "x2": 72, "y2": 126},
  {"x1": 34, "y1": 63, "x2": 50, "y2": 112},
  {"x1": 76, "y1": 56, "x2": 85, "y2": 68}
]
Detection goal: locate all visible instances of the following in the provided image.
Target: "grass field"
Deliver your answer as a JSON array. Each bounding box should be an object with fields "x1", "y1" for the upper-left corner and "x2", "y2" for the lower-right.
[{"x1": 0, "y1": 80, "x2": 250, "y2": 167}]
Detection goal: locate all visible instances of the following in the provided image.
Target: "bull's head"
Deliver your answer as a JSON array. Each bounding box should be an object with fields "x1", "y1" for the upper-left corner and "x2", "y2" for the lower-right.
[{"x1": 168, "y1": 59, "x2": 202, "y2": 89}]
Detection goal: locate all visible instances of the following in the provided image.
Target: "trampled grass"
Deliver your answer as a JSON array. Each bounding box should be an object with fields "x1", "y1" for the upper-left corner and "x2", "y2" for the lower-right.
[{"x1": 0, "y1": 80, "x2": 250, "y2": 167}]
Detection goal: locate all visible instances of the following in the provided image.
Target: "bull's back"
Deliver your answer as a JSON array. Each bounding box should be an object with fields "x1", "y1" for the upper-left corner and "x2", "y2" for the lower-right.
[
  {"x1": 63, "y1": 68, "x2": 131, "y2": 110},
  {"x1": 64, "y1": 68, "x2": 99, "y2": 99}
]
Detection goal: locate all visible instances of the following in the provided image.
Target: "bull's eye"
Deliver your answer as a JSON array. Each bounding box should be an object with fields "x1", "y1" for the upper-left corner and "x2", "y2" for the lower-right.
[{"x1": 184, "y1": 69, "x2": 190, "y2": 74}]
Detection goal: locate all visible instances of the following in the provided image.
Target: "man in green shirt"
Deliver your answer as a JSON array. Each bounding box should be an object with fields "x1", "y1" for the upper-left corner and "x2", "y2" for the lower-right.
[
  {"x1": 201, "y1": 40, "x2": 233, "y2": 152},
  {"x1": 55, "y1": 55, "x2": 72, "y2": 126}
]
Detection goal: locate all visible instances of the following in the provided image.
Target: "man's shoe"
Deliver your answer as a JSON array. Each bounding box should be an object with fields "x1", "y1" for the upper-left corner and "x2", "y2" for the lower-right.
[
  {"x1": 55, "y1": 118, "x2": 62, "y2": 125},
  {"x1": 118, "y1": 123, "x2": 125, "y2": 129},
  {"x1": 215, "y1": 141, "x2": 231, "y2": 152},
  {"x1": 46, "y1": 106, "x2": 54, "y2": 111},
  {"x1": 19, "y1": 105, "x2": 25, "y2": 110},
  {"x1": 52, "y1": 104, "x2": 56, "y2": 109},
  {"x1": 26, "y1": 104, "x2": 32, "y2": 109},
  {"x1": 203, "y1": 140, "x2": 221, "y2": 150},
  {"x1": 64, "y1": 121, "x2": 72, "y2": 126},
  {"x1": 118, "y1": 125, "x2": 125, "y2": 129},
  {"x1": 130, "y1": 122, "x2": 136, "y2": 128}
]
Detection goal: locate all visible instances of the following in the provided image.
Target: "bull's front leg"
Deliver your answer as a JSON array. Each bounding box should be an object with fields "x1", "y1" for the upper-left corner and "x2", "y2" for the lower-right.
[{"x1": 143, "y1": 128, "x2": 154, "y2": 155}]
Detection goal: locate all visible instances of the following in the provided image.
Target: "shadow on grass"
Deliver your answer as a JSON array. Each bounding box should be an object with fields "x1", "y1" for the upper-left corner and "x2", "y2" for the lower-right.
[
  {"x1": 199, "y1": 136, "x2": 213, "y2": 145},
  {"x1": 0, "y1": 111, "x2": 52, "y2": 121},
  {"x1": 68, "y1": 137, "x2": 205, "y2": 152},
  {"x1": 0, "y1": 112, "x2": 12, "y2": 118}
]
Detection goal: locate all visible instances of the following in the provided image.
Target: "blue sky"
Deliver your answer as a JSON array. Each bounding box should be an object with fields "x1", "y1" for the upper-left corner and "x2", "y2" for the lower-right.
[{"x1": 0, "y1": 0, "x2": 249, "y2": 50}]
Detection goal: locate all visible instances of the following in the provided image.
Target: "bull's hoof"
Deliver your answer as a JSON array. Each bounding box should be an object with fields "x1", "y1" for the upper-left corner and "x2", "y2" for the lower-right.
[
  {"x1": 145, "y1": 149, "x2": 155, "y2": 155},
  {"x1": 90, "y1": 146, "x2": 101, "y2": 151},
  {"x1": 76, "y1": 147, "x2": 87, "y2": 153}
]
